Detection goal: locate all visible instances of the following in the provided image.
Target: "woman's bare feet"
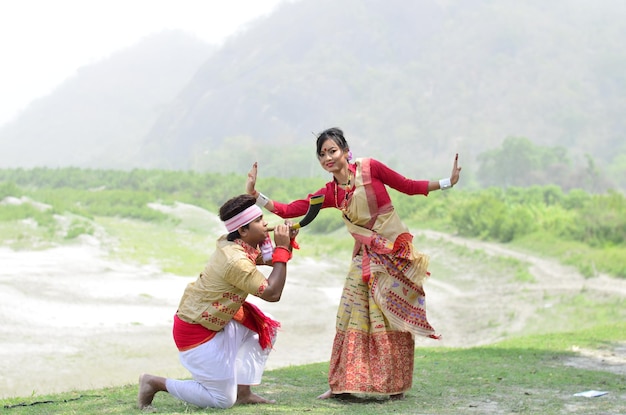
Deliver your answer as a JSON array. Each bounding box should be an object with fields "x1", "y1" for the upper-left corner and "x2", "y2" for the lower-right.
[
  {"x1": 317, "y1": 389, "x2": 333, "y2": 399},
  {"x1": 316, "y1": 389, "x2": 354, "y2": 400},
  {"x1": 235, "y1": 385, "x2": 276, "y2": 405},
  {"x1": 318, "y1": 389, "x2": 401, "y2": 401},
  {"x1": 137, "y1": 374, "x2": 167, "y2": 410}
]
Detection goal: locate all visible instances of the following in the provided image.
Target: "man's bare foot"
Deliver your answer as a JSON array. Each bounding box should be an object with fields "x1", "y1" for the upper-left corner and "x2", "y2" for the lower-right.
[
  {"x1": 235, "y1": 392, "x2": 275, "y2": 405},
  {"x1": 235, "y1": 385, "x2": 275, "y2": 405},
  {"x1": 137, "y1": 373, "x2": 167, "y2": 410}
]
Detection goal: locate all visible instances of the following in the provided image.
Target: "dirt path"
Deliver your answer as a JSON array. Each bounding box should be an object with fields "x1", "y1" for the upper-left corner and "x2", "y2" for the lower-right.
[
  {"x1": 1, "y1": 229, "x2": 624, "y2": 399},
  {"x1": 416, "y1": 230, "x2": 626, "y2": 346},
  {"x1": 414, "y1": 230, "x2": 626, "y2": 379}
]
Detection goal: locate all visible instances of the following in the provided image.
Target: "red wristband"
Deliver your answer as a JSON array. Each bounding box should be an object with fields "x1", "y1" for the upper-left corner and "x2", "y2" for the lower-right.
[
  {"x1": 290, "y1": 238, "x2": 300, "y2": 250},
  {"x1": 272, "y1": 246, "x2": 291, "y2": 263}
]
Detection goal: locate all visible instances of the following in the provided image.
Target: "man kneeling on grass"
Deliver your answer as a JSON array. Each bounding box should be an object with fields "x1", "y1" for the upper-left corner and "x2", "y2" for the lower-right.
[{"x1": 138, "y1": 194, "x2": 298, "y2": 410}]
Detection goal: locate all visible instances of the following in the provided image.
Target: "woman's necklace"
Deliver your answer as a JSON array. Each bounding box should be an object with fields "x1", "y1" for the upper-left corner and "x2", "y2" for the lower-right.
[
  {"x1": 334, "y1": 170, "x2": 353, "y2": 211},
  {"x1": 340, "y1": 170, "x2": 352, "y2": 189}
]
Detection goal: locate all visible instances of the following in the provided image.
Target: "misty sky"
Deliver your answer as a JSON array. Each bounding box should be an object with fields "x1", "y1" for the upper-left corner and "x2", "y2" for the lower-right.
[{"x1": 0, "y1": 0, "x2": 288, "y2": 128}]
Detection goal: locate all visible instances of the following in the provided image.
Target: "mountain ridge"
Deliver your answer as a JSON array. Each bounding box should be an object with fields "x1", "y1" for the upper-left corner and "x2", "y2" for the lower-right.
[{"x1": 1, "y1": 0, "x2": 625, "y2": 186}]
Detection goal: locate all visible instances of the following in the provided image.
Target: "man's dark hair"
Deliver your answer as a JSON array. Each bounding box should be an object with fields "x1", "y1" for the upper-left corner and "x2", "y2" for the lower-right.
[{"x1": 219, "y1": 194, "x2": 257, "y2": 241}]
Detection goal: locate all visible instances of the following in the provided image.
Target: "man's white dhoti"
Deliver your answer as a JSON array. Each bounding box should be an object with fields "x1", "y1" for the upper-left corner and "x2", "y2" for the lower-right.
[{"x1": 165, "y1": 319, "x2": 274, "y2": 409}]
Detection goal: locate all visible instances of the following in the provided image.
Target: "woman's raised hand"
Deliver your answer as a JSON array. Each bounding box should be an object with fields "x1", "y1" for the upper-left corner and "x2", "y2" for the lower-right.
[
  {"x1": 246, "y1": 162, "x2": 258, "y2": 196},
  {"x1": 450, "y1": 154, "x2": 462, "y2": 186}
]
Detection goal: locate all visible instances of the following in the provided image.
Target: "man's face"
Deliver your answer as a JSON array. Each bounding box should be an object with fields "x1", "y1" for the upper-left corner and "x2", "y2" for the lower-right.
[{"x1": 240, "y1": 215, "x2": 267, "y2": 247}]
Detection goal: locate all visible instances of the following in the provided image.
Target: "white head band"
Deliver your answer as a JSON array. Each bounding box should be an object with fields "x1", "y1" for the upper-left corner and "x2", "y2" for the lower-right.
[{"x1": 224, "y1": 205, "x2": 263, "y2": 233}]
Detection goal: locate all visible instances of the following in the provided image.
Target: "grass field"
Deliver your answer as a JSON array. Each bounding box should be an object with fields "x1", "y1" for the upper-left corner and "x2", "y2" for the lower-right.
[
  {"x1": 1, "y1": 204, "x2": 624, "y2": 414},
  {"x1": 2, "y1": 323, "x2": 624, "y2": 414}
]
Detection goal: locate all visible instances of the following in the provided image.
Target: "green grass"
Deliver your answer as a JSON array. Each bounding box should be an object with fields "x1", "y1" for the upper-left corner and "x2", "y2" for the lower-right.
[
  {"x1": 512, "y1": 233, "x2": 626, "y2": 278},
  {"x1": 2, "y1": 204, "x2": 625, "y2": 414},
  {"x1": 97, "y1": 216, "x2": 215, "y2": 276},
  {"x1": 2, "y1": 323, "x2": 624, "y2": 414},
  {"x1": 0, "y1": 220, "x2": 56, "y2": 250},
  {"x1": 97, "y1": 213, "x2": 355, "y2": 276}
]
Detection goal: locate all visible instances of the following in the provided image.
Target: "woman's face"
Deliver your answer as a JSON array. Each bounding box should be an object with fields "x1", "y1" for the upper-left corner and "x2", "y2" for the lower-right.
[{"x1": 318, "y1": 138, "x2": 348, "y2": 174}]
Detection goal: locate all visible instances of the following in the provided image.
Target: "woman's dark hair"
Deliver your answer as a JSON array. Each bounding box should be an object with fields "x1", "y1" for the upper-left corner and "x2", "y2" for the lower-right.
[
  {"x1": 219, "y1": 194, "x2": 257, "y2": 241},
  {"x1": 316, "y1": 127, "x2": 349, "y2": 158}
]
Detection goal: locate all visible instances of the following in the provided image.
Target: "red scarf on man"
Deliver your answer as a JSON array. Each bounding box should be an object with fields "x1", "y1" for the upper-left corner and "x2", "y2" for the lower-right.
[{"x1": 173, "y1": 302, "x2": 280, "y2": 352}]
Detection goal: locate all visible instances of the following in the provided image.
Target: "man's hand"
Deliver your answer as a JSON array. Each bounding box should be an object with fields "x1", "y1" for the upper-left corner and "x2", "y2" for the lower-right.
[{"x1": 273, "y1": 223, "x2": 290, "y2": 249}]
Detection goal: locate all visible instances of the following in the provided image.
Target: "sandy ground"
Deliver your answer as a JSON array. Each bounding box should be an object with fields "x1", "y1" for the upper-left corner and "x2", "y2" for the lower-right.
[
  {"x1": 1, "y1": 230, "x2": 625, "y2": 399},
  {"x1": 0, "y1": 239, "x2": 345, "y2": 399}
]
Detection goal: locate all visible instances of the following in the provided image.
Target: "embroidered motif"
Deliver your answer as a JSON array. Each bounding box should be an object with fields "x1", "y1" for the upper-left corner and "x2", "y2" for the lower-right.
[
  {"x1": 234, "y1": 238, "x2": 261, "y2": 263},
  {"x1": 329, "y1": 330, "x2": 414, "y2": 394},
  {"x1": 201, "y1": 311, "x2": 227, "y2": 327},
  {"x1": 222, "y1": 292, "x2": 246, "y2": 303},
  {"x1": 256, "y1": 280, "x2": 268, "y2": 297}
]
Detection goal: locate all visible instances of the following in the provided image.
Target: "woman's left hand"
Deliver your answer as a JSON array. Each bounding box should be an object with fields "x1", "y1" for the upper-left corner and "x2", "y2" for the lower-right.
[{"x1": 450, "y1": 153, "x2": 462, "y2": 186}]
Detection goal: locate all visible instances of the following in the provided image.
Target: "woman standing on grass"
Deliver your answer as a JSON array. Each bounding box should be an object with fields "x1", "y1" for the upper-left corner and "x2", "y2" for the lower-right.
[{"x1": 246, "y1": 127, "x2": 462, "y2": 400}]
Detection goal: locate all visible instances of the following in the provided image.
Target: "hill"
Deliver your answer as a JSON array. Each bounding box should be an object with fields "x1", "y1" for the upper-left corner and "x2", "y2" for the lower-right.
[
  {"x1": 138, "y1": 0, "x2": 626, "y2": 180},
  {"x1": 0, "y1": 30, "x2": 214, "y2": 169},
  {"x1": 1, "y1": 0, "x2": 625, "y2": 184}
]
